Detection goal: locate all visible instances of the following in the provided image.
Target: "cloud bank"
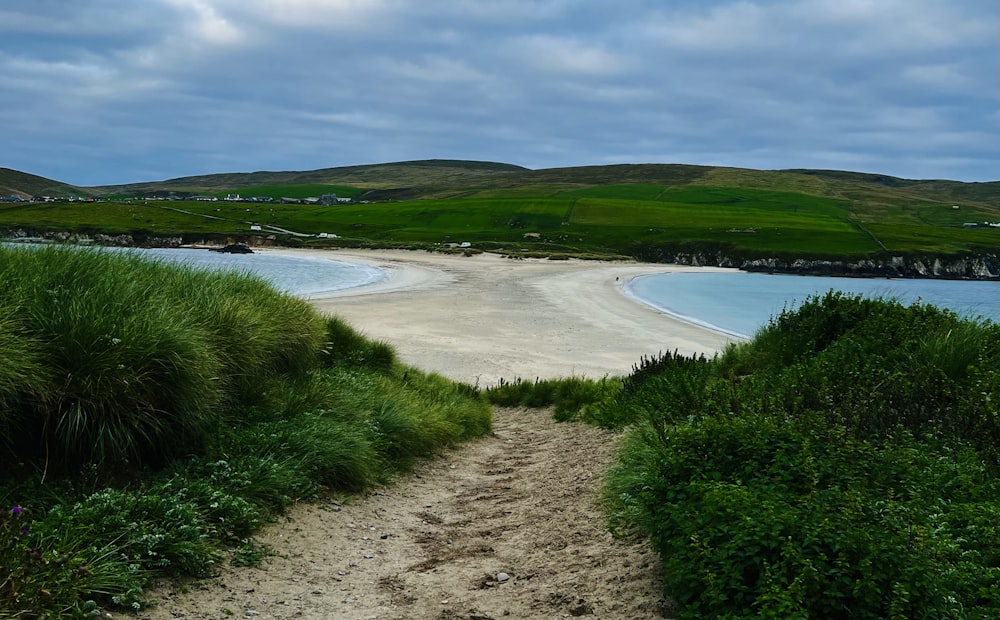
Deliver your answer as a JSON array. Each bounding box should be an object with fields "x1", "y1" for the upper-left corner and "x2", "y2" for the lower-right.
[{"x1": 1, "y1": 0, "x2": 996, "y2": 185}]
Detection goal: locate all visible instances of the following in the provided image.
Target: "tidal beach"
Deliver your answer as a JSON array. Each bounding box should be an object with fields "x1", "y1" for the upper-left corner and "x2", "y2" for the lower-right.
[{"x1": 266, "y1": 248, "x2": 738, "y2": 385}]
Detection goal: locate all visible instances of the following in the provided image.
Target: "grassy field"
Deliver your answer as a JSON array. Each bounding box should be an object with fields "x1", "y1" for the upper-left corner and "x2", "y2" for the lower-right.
[
  {"x1": 207, "y1": 183, "x2": 365, "y2": 200},
  {"x1": 2, "y1": 162, "x2": 997, "y2": 261}
]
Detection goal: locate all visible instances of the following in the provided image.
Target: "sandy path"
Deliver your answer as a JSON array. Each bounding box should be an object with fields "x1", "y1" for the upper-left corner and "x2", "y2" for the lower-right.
[
  {"x1": 132, "y1": 408, "x2": 670, "y2": 619},
  {"x1": 124, "y1": 250, "x2": 734, "y2": 619}
]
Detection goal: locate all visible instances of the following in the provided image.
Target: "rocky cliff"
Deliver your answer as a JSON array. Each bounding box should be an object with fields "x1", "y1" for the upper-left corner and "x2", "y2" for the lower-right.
[{"x1": 637, "y1": 247, "x2": 999, "y2": 281}]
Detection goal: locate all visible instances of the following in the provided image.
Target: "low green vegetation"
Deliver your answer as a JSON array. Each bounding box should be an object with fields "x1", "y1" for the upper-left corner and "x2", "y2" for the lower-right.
[
  {"x1": 488, "y1": 294, "x2": 1000, "y2": 619},
  {"x1": 0, "y1": 245, "x2": 490, "y2": 617},
  {"x1": 485, "y1": 376, "x2": 620, "y2": 422}
]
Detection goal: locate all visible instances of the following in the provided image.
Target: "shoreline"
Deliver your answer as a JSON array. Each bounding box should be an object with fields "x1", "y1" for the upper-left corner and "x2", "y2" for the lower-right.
[
  {"x1": 260, "y1": 248, "x2": 738, "y2": 385},
  {"x1": 620, "y1": 274, "x2": 754, "y2": 341}
]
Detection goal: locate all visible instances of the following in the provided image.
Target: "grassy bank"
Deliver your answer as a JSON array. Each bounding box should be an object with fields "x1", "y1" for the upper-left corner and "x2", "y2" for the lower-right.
[
  {"x1": 488, "y1": 294, "x2": 1000, "y2": 619},
  {"x1": 0, "y1": 245, "x2": 491, "y2": 617}
]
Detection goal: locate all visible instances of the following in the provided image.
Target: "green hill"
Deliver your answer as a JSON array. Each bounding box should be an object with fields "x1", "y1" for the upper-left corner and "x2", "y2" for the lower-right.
[
  {"x1": 2, "y1": 160, "x2": 997, "y2": 275},
  {"x1": 84, "y1": 160, "x2": 1000, "y2": 214},
  {"x1": 92, "y1": 159, "x2": 529, "y2": 195},
  {"x1": 0, "y1": 168, "x2": 89, "y2": 198}
]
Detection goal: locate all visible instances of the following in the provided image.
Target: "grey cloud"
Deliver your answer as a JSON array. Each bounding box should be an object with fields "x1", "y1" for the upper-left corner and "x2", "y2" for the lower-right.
[{"x1": 0, "y1": 0, "x2": 996, "y2": 185}]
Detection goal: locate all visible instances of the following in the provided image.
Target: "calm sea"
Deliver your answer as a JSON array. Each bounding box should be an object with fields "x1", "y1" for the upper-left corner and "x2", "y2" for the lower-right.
[
  {"x1": 133, "y1": 248, "x2": 385, "y2": 296},
  {"x1": 625, "y1": 271, "x2": 1000, "y2": 339}
]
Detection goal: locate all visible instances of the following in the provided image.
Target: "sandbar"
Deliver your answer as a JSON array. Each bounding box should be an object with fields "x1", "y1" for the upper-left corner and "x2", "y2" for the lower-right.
[{"x1": 263, "y1": 248, "x2": 740, "y2": 386}]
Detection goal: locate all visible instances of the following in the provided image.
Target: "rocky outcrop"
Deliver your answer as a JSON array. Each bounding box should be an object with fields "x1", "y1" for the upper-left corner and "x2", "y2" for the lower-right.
[
  {"x1": 634, "y1": 245, "x2": 999, "y2": 280},
  {"x1": 210, "y1": 243, "x2": 254, "y2": 254},
  {"x1": 2, "y1": 229, "x2": 185, "y2": 247},
  {"x1": 738, "y1": 255, "x2": 998, "y2": 280},
  {"x1": 1, "y1": 229, "x2": 281, "y2": 250}
]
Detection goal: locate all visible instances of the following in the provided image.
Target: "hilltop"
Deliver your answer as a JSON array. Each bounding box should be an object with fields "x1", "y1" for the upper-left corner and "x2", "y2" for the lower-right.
[
  {"x1": 3, "y1": 160, "x2": 997, "y2": 212},
  {"x1": 87, "y1": 160, "x2": 999, "y2": 210},
  {"x1": 91, "y1": 159, "x2": 529, "y2": 196},
  {"x1": 0, "y1": 168, "x2": 90, "y2": 199}
]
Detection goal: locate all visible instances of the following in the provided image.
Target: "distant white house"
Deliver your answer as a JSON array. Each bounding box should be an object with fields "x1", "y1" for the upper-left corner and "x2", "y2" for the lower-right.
[{"x1": 249, "y1": 225, "x2": 262, "y2": 231}]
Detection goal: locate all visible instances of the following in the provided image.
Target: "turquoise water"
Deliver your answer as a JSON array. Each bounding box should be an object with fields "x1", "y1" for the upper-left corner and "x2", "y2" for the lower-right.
[
  {"x1": 132, "y1": 248, "x2": 385, "y2": 296},
  {"x1": 625, "y1": 272, "x2": 1000, "y2": 339}
]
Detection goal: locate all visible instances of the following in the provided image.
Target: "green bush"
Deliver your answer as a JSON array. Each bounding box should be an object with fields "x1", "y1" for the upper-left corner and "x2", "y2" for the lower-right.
[
  {"x1": 0, "y1": 308, "x2": 49, "y2": 442},
  {"x1": 604, "y1": 294, "x2": 1000, "y2": 619}
]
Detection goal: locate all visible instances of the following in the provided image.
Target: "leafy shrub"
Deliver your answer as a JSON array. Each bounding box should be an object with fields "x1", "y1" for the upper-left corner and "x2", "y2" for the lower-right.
[
  {"x1": 604, "y1": 294, "x2": 1000, "y2": 619},
  {"x1": 51, "y1": 489, "x2": 220, "y2": 577}
]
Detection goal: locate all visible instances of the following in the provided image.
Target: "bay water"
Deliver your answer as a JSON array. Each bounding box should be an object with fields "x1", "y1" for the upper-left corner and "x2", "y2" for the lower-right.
[
  {"x1": 15, "y1": 244, "x2": 995, "y2": 339},
  {"x1": 625, "y1": 271, "x2": 1000, "y2": 339},
  {"x1": 133, "y1": 248, "x2": 385, "y2": 296}
]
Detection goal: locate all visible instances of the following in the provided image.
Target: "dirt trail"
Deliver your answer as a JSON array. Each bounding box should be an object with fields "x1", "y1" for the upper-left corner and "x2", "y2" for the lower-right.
[{"x1": 134, "y1": 408, "x2": 670, "y2": 619}]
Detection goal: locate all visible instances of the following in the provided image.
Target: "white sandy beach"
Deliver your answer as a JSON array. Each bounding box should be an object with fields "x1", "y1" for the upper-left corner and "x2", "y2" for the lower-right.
[{"x1": 264, "y1": 248, "x2": 739, "y2": 386}]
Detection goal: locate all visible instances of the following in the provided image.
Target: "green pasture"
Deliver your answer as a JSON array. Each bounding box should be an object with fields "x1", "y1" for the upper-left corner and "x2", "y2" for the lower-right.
[
  {"x1": 865, "y1": 223, "x2": 999, "y2": 253},
  {"x1": 1, "y1": 182, "x2": 996, "y2": 258},
  {"x1": 210, "y1": 184, "x2": 364, "y2": 200},
  {"x1": 0, "y1": 201, "x2": 244, "y2": 235},
  {"x1": 557, "y1": 184, "x2": 669, "y2": 201}
]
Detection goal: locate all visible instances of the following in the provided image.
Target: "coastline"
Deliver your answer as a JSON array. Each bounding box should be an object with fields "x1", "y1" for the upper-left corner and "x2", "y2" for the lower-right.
[
  {"x1": 261, "y1": 248, "x2": 738, "y2": 385},
  {"x1": 621, "y1": 272, "x2": 757, "y2": 340}
]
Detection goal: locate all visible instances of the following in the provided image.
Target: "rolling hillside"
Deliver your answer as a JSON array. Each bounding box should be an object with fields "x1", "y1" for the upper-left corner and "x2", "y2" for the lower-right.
[
  {"x1": 84, "y1": 160, "x2": 1000, "y2": 214},
  {"x1": 91, "y1": 160, "x2": 529, "y2": 195},
  {"x1": 0, "y1": 168, "x2": 89, "y2": 198},
  {"x1": 2, "y1": 160, "x2": 996, "y2": 278}
]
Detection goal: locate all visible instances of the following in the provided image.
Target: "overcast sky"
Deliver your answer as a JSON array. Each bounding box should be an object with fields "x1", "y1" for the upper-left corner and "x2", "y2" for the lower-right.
[{"x1": 2, "y1": 0, "x2": 997, "y2": 186}]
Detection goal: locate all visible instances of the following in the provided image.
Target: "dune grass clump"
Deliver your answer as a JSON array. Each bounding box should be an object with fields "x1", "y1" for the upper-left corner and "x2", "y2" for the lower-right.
[
  {"x1": 322, "y1": 315, "x2": 396, "y2": 372},
  {"x1": 0, "y1": 244, "x2": 492, "y2": 616},
  {"x1": 0, "y1": 245, "x2": 329, "y2": 470},
  {"x1": 0, "y1": 309, "x2": 46, "y2": 416},
  {"x1": 485, "y1": 375, "x2": 621, "y2": 421}
]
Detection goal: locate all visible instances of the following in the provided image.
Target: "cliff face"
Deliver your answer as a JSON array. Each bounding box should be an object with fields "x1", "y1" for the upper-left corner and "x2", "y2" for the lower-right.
[{"x1": 647, "y1": 250, "x2": 1000, "y2": 281}]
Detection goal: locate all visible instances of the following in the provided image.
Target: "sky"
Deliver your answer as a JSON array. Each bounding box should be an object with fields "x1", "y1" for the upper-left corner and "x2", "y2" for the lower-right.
[{"x1": 1, "y1": 0, "x2": 997, "y2": 186}]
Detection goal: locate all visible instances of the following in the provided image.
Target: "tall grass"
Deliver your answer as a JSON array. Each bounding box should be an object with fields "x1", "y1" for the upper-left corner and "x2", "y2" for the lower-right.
[
  {"x1": 485, "y1": 375, "x2": 621, "y2": 421},
  {"x1": 0, "y1": 245, "x2": 329, "y2": 470},
  {"x1": 0, "y1": 244, "x2": 492, "y2": 616}
]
